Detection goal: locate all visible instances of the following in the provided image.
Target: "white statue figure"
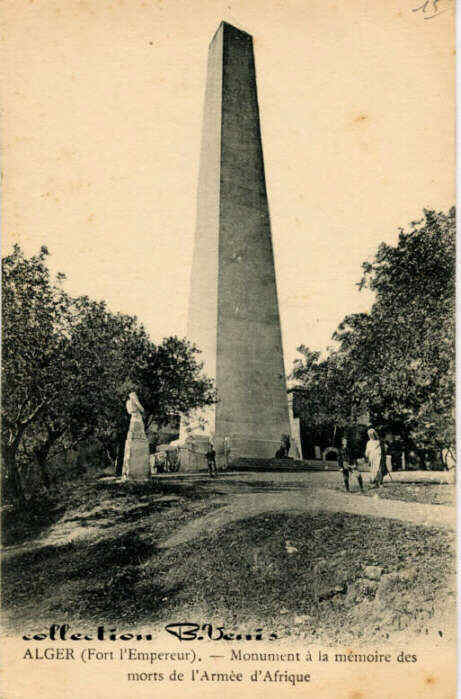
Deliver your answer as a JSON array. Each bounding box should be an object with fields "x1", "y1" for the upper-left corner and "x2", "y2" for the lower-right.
[{"x1": 126, "y1": 391, "x2": 144, "y2": 421}]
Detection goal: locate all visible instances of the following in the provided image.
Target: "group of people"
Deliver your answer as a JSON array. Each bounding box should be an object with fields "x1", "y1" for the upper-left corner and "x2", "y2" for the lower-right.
[
  {"x1": 205, "y1": 428, "x2": 454, "y2": 484},
  {"x1": 338, "y1": 428, "x2": 388, "y2": 493},
  {"x1": 206, "y1": 428, "x2": 389, "y2": 485}
]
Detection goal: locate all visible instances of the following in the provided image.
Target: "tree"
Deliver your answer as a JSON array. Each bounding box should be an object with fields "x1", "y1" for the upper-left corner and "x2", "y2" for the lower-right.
[
  {"x1": 292, "y1": 347, "x2": 348, "y2": 432},
  {"x1": 16, "y1": 295, "x2": 151, "y2": 486},
  {"x1": 350, "y1": 207, "x2": 455, "y2": 450},
  {"x1": 2, "y1": 246, "x2": 216, "y2": 502},
  {"x1": 135, "y1": 336, "x2": 217, "y2": 428},
  {"x1": 2, "y1": 245, "x2": 71, "y2": 502},
  {"x1": 292, "y1": 207, "x2": 455, "y2": 454}
]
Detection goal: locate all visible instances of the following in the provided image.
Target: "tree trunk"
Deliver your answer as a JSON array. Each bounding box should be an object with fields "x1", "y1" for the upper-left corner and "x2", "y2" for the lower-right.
[
  {"x1": 115, "y1": 437, "x2": 125, "y2": 477},
  {"x1": 3, "y1": 447, "x2": 26, "y2": 506},
  {"x1": 37, "y1": 456, "x2": 51, "y2": 489},
  {"x1": 103, "y1": 446, "x2": 115, "y2": 469},
  {"x1": 34, "y1": 431, "x2": 63, "y2": 490}
]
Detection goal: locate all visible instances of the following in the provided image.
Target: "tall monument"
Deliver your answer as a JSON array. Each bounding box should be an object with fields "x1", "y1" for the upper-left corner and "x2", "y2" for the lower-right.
[{"x1": 182, "y1": 22, "x2": 291, "y2": 462}]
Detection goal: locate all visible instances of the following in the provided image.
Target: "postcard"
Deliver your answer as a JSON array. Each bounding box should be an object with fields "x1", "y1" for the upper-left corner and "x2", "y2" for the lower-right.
[{"x1": 1, "y1": 1, "x2": 456, "y2": 697}]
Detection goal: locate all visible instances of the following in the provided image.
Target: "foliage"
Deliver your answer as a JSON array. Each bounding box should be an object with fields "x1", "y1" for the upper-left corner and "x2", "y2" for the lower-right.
[
  {"x1": 292, "y1": 208, "x2": 455, "y2": 451},
  {"x1": 2, "y1": 245, "x2": 71, "y2": 500},
  {"x1": 292, "y1": 346, "x2": 359, "y2": 429},
  {"x1": 2, "y1": 245, "x2": 216, "y2": 502},
  {"x1": 135, "y1": 336, "x2": 217, "y2": 428}
]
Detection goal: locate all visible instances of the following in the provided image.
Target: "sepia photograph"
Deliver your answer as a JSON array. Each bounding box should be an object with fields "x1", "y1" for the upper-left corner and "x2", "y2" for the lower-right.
[{"x1": 1, "y1": 1, "x2": 456, "y2": 696}]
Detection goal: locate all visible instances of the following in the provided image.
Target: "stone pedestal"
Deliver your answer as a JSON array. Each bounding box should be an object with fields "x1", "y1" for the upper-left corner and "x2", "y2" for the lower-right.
[{"x1": 122, "y1": 415, "x2": 150, "y2": 481}]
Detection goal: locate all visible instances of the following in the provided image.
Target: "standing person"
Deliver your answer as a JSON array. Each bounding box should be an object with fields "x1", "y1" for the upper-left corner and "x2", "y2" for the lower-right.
[
  {"x1": 275, "y1": 437, "x2": 286, "y2": 459},
  {"x1": 441, "y1": 446, "x2": 456, "y2": 471},
  {"x1": 338, "y1": 437, "x2": 364, "y2": 492},
  {"x1": 206, "y1": 440, "x2": 217, "y2": 477},
  {"x1": 441, "y1": 446, "x2": 456, "y2": 484},
  {"x1": 282, "y1": 434, "x2": 291, "y2": 457},
  {"x1": 365, "y1": 428, "x2": 383, "y2": 487}
]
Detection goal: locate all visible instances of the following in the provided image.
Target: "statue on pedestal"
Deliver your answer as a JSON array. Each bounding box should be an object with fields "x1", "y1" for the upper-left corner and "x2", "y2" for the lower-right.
[{"x1": 122, "y1": 391, "x2": 150, "y2": 481}]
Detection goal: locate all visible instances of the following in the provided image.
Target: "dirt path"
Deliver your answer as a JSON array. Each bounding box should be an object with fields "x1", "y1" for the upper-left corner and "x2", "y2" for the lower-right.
[
  {"x1": 3, "y1": 471, "x2": 455, "y2": 560},
  {"x1": 160, "y1": 486, "x2": 455, "y2": 549}
]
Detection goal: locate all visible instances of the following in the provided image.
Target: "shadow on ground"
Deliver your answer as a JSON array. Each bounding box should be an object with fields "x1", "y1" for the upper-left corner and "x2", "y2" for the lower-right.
[
  {"x1": 1, "y1": 497, "x2": 66, "y2": 548},
  {"x1": 2, "y1": 476, "x2": 216, "y2": 548},
  {"x1": 2, "y1": 529, "x2": 180, "y2": 627}
]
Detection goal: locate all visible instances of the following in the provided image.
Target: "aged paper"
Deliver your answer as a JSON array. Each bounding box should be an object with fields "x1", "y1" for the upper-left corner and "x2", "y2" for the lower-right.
[{"x1": 1, "y1": 1, "x2": 455, "y2": 697}]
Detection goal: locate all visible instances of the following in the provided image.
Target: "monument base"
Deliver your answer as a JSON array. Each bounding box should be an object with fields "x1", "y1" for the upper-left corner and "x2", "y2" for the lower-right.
[
  {"x1": 122, "y1": 416, "x2": 150, "y2": 481},
  {"x1": 177, "y1": 433, "x2": 283, "y2": 471},
  {"x1": 177, "y1": 434, "x2": 211, "y2": 473},
  {"x1": 216, "y1": 435, "x2": 281, "y2": 462}
]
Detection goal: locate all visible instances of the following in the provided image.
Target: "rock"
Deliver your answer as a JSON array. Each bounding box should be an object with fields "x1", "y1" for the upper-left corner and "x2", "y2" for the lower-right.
[
  {"x1": 285, "y1": 541, "x2": 298, "y2": 554},
  {"x1": 349, "y1": 598, "x2": 375, "y2": 619},
  {"x1": 363, "y1": 565, "x2": 384, "y2": 581},
  {"x1": 318, "y1": 583, "x2": 347, "y2": 602},
  {"x1": 373, "y1": 568, "x2": 419, "y2": 621},
  {"x1": 315, "y1": 558, "x2": 327, "y2": 570},
  {"x1": 346, "y1": 578, "x2": 378, "y2": 604},
  {"x1": 294, "y1": 614, "x2": 311, "y2": 624},
  {"x1": 396, "y1": 566, "x2": 418, "y2": 583},
  {"x1": 344, "y1": 581, "x2": 360, "y2": 604},
  {"x1": 377, "y1": 571, "x2": 399, "y2": 589},
  {"x1": 375, "y1": 572, "x2": 403, "y2": 606},
  {"x1": 363, "y1": 578, "x2": 379, "y2": 595}
]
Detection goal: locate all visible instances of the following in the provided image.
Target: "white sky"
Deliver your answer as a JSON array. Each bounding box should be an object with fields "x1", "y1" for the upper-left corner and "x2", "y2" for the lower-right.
[{"x1": 2, "y1": 0, "x2": 454, "y2": 372}]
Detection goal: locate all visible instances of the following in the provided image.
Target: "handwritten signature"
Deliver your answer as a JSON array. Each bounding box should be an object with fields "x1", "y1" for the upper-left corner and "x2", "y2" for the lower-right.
[
  {"x1": 412, "y1": 0, "x2": 450, "y2": 19},
  {"x1": 165, "y1": 623, "x2": 278, "y2": 642}
]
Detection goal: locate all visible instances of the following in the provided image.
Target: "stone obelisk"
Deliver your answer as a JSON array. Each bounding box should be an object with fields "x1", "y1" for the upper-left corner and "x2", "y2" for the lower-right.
[{"x1": 182, "y1": 22, "x2": 291, "y2": 463}]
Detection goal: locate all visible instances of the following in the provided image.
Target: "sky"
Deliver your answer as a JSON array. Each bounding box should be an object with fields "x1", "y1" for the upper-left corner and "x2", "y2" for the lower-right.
[{"x1": 2, "y1": 0, "x2": 454, "y2": 372}]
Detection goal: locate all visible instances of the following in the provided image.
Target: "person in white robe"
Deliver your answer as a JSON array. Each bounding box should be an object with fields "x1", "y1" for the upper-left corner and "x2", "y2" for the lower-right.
[{"x1": 365, "y1": 428, "x2": 383, "y2": 486}]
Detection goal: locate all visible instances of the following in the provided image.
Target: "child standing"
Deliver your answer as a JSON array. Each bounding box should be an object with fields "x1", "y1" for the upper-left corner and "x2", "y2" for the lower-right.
[
  {"x1": 206, "y1": 441, "x2": 217, "y2": 477},
  {"x1": 338, "y1": 437, "x2": 364, "y2": 492}
]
